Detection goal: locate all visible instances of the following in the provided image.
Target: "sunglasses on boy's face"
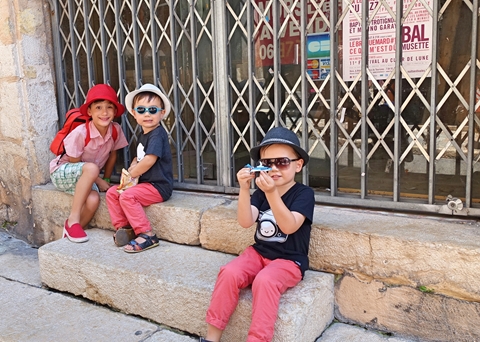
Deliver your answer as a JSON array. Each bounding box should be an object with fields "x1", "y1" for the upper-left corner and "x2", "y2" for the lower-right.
[
  {"x1": 134, "y1": 106, "x2": 163, "y2": 115},
  {"x1": 259, "y1": 157, "x2": 299, "y2": 170}
]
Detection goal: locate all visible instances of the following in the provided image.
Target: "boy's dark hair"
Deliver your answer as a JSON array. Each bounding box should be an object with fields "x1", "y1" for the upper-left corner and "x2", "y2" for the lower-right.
[{"x1": 133, "y1": 91, "x2": 164, "y2": 107}]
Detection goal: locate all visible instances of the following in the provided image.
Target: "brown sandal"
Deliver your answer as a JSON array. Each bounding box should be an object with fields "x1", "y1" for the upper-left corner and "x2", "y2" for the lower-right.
[{"x1": 113, "y1": 227, "x2": 137, "y2": 247}]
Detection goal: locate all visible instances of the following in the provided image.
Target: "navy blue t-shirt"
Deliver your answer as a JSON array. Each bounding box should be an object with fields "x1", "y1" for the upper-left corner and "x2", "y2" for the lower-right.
[
  {"x1": 250, "y1": 182, "x2": 315, "y2": 277},
  {"x1": 137, "y1": 125, "x2": 173, "y2": 201}
]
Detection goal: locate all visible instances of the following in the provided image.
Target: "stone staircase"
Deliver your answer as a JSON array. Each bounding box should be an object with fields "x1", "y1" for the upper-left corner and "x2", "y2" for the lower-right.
[
  {"x1": 39, "y1": 230, "x2": 333, "y2": 341},
  {"x1": 33, "y1": 183, "x2": 480, "y2": 341}
]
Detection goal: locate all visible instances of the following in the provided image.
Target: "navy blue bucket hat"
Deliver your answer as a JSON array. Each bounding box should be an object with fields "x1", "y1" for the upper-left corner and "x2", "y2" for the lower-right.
[{"x1": 250, "y1": 127, "x2": 309, "y2": 165}]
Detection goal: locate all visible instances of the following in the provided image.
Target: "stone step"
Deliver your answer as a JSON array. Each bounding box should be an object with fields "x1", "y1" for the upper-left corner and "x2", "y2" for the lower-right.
[
  {"x1": 32, "y1": 184, "x2": 480, "y2": 340},
  {"x1": 38, "y1": 229, "x2": 334, "y2": 342}
]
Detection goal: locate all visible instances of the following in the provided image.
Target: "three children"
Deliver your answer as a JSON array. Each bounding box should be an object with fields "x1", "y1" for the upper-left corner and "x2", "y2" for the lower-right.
[
  {"x1": 51, "y1": 83, "x2": 313, "y2": 340},
  {"x1": 202, "y1": 127, "x2": 315, "y2": 342}
]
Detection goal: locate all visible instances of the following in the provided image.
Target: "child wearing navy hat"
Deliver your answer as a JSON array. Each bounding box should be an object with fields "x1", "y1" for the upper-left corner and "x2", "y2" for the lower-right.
[{"x1": 202, "y1": 126, "x2": 315, "y2": 342}]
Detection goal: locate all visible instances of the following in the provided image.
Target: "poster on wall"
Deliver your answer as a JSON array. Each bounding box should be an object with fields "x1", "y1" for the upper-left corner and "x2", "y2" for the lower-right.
[
  {"x1": 254, "y1": 1, "x2": 331, "y2": 67},
  {"x1": 342, "y1": 0, "x2": 433, "y2": 81},
  {"x1": 307, "y1": 33, "x2": 331, "y2": 80}
]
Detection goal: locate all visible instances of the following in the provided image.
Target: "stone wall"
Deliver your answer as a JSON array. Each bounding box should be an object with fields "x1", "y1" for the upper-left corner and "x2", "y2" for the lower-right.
[{"x1": 0, "y1": 0, "x2": 58, "y2": 243}]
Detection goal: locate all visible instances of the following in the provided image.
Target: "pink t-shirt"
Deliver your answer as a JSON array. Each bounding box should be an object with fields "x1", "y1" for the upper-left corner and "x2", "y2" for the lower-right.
[{"x1": 50, "y1": 121, "x2": 128, "y2": 173}]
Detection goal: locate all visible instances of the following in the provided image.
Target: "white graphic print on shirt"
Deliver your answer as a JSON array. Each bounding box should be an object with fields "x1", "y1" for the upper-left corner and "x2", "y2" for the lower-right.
[
  {"x1": 137, "y1": 143, "x2": 146, "y2": 161},
  {"x1": 255, "y1": 210, "x2": 288, "y2": 243}
]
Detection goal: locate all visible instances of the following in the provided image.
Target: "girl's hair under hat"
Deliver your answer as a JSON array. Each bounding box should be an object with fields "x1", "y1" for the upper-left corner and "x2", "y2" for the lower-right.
[
  {"x1": 79, "y1": 84, "x2": 125, "y2": 117},
  {"x1": 125, "y1": 83, "x2": 171, "y2": 117},
  {"x1": 249, "y1": 126, "x2": 310, "y2": 165}
]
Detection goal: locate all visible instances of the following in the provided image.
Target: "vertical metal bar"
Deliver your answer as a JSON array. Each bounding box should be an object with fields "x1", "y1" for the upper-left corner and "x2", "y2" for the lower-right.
[
  {"x1": 132, "y1": 0, "x2": 142, "y2": 84},
  {"x1": 114, "y1": 0, "x2": 130, "y2": 167},
  {"x1": 212, "y1": 0, "x2": 229, "y2": 186},
  {"x1": 248, "y1": 0, "x2": 255, "y2": 165},
  {"x1": 150, "y1": 0, "x2": 159, "y2": 82},
  {"x1": 190, "y1": 0, "x2": 203, "y2": 183},
  {"x1": 273, "y1": 0, "x2": 280, "y2": 126},
  {"x1": 49, "y1": 0, "x2": 68, "y2": 124},
  {"x1": 428, "y1": 0, "x2": 439, "y2": 204},
  {"x1": 360, "y1": 0, "x2": 369, "y2": 198},
  {"x1": 301, "y1": 0, "x2": 308, "y2": 184},
  {"x1": 466, "y1": 0, "x2": 479, "y2": 208},
  {"x1": 83, "y1": 0, "x2": 94, "y2": 85},
  {"x1": 67, "y1": 0, "x2": 81, "y2": 106},
  {"x1": 329, "y1": 0, "x2": 338, "y2": 196},
  {"x1": 171, "y1": 0, "x2": 184, "y2": 182},
  {"x1": 98, "y1": 0, "x2": 110, "y2": 82},
  {"x1": 393, "y1": 0, "x2": 403, "y2": 201}
]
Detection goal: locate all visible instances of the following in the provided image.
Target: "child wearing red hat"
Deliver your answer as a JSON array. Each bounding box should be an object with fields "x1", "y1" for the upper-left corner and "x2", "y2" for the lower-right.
[{"x1": 50, "y1": 84, "x2": 128, "y2": 243}]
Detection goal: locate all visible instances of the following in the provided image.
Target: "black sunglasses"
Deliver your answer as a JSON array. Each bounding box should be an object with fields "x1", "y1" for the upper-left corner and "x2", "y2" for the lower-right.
[
  {"x1": 259, "y1": 157, "x2": 299, "y2": 170},
  {"x1": 134, "y1": 106, "x2": 163, "y2": 115}
]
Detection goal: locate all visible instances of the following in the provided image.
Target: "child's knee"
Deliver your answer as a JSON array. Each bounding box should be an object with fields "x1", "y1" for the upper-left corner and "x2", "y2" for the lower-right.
[
  {"x1": 251, "y1": 270, "x2": 278, "y2": 290},
  {"x1": 218, "y1": 264, "x2": 239, "y2": 281},
  {"x1": 87, "y1": 190, "x2": 100, "y2": 206},
  {"x1": 106, "y1": 186, "x2": 117, "y2": 199},
  {"x1": 82, "y1": 162, "x2": 100, "y2": 176}
]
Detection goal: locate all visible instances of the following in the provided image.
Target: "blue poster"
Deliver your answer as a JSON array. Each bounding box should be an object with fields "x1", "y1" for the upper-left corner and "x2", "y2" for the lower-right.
[{"x1": 307, "y1": 33, "x2": 330, "y2": 80}]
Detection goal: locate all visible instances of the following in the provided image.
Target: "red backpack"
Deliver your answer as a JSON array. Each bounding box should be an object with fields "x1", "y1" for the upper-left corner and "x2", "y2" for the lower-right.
[{"x1": 50, "y1": 108, "x2": 118, "y2": 156}]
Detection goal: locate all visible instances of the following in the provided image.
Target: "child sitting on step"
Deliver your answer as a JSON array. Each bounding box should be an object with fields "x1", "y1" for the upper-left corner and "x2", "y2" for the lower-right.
[
  {"x1": 50, "y1": 84, "x2": 128, "y2": 243},
  {"x1": 106, "y1": 83, "x2": 173, "y2": 253},
  {"x1": 201, "y1": 126, "x2": 315, "y2": 342}
]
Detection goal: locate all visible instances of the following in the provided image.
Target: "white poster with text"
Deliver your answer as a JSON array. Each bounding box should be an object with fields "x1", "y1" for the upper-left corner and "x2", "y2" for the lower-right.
[{"x1": 343, "y1": 0, "x2": 433, "y2": 81}]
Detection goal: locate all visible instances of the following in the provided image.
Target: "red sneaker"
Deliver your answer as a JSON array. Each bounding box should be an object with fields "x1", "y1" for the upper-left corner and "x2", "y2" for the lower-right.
[{"x1": 63, "y1": 220, "x2": 89, "y2": 243}]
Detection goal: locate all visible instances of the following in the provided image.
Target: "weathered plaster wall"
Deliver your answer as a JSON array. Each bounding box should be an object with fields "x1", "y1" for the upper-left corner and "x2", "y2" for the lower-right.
[{"x1": 0, "y1": 0, "x2": 58, "y2": 243}]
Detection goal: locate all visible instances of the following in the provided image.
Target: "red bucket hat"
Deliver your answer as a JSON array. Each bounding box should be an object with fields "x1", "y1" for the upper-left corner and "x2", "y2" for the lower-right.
[{"x1": 79, "y1": 84, "x2": 125, "y2": 117}]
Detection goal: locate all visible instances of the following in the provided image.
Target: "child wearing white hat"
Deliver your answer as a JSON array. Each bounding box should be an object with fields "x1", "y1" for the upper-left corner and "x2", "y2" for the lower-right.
[{"x1": 106, "y1": 83, "x2": 173, "y2": 253}]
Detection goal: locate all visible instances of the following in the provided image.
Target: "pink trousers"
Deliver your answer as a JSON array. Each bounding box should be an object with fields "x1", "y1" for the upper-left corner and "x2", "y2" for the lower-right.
[
  {"x1": 106, "y1": 183, "x2": 163, "y2": 235},
  {"x1": 205, "y1": 246, "x2": 302, "y2": 342}
]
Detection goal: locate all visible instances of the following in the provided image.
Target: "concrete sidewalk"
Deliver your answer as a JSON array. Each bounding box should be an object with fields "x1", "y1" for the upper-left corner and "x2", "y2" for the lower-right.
[
  {"x1": 0, "y1": 229, "x2": 416, "y2": 342},
  {"x1": 0, "y1": 230, "x2": 195, "y2": 342}
]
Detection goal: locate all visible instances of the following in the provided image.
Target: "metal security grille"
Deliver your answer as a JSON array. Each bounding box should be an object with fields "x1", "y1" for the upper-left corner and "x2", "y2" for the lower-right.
[{"x1": 49, "y1": 0, "x2": 480, "y2": 217}]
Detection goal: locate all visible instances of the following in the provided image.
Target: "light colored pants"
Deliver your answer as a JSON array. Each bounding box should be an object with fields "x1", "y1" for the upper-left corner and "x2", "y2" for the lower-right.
[
  {"x1": 206, "y1": 246, "x2": 302, "y2": 342},
  {"x1": 106, "y1": 183, "x2": 163, "y2": 235}
]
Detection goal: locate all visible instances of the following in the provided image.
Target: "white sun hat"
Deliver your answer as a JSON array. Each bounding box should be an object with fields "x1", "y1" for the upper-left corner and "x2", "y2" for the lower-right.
[{"x1": 125, "y1": 83, "x2": 171, "y2": 117}]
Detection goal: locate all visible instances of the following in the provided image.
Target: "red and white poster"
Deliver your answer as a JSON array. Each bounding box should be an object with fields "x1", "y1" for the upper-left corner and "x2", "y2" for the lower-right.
[
  {"x1": 342, "y1": 0, "x2": 433, "y2": 81},
  {"x1": 254, "y1": 1, "x2": 331, "y2": 67}
]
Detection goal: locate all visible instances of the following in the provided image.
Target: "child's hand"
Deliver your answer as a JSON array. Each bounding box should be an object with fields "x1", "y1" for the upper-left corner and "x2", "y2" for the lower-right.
[
  {"x1": 255, "y1": 171, "x2": 276, "y2": 193},
  {"x1": 97, "y1": 178, "x2": 111, "y2": 192},
  {"x1": 127, "y1": 164, "x2": 136, "y2": 174},
  {"x1": 236, "y1": 167, "x2": 255, "y2": 189}
]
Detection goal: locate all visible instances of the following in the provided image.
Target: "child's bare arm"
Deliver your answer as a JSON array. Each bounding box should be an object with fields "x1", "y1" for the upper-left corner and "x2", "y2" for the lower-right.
[
  {"x1": 264, "y1": 192, "x2": 305, "y2": 234},
  {"x1": 128, "y1": 154, "x2": 158, "y2": 178},
  {"x1": 68, "y1": 156, "x2": 81, "y2": 163},
  {"x1": 103, "y1": 151, "x2": 116, "y2": 179},
  {"x1": 236, "y1": 167, "x2": 259, "y2": 228}
]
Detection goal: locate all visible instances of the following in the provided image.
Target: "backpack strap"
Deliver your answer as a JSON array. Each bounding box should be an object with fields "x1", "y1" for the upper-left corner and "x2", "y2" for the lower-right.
[
  {"x1": 111, "y1": 123, "x2": 118, "y2": 142},
  {"x1": 84, "y1": 120, "x2": 91, "y2": 147}
]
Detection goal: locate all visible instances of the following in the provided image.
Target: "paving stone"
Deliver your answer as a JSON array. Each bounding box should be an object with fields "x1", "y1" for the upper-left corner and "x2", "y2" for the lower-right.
[
  {"x1": 0, "y1": 230, "x2": 41, "y2": 286},
  {"x1": 0, "y1": 277, "x2": 159, "y2": 342},
  {"x1": 316, "y1": 323, "x2": 418, "y2": 342}
]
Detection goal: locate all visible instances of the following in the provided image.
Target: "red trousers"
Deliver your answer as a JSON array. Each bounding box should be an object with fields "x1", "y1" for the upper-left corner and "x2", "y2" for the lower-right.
[
  {"x1": 206, "y1": 246, "x2": 302, "y2": 342},
  {"x1": 106, "y1": 183, "x2": 163, "y2": 235}
]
